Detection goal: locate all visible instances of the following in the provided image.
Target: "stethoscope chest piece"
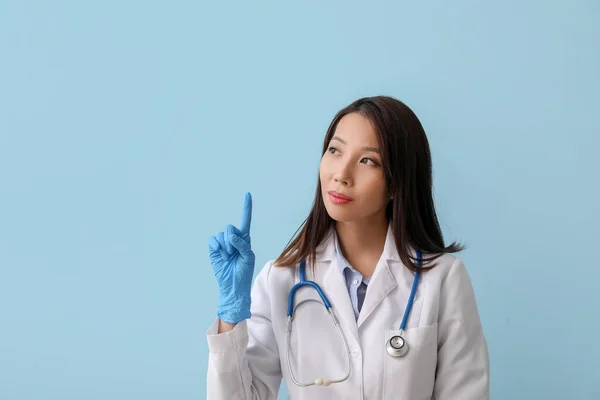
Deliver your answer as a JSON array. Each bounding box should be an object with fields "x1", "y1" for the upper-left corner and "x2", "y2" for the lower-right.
[{"x1": 386, "y1": 333, "x2": 408, "y2": 357}]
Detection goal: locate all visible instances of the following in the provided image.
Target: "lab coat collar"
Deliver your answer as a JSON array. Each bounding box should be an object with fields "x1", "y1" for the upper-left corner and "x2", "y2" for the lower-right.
[
  {"x1": 316, "y1": 222, "x2": 408, "y2": 331},
  {"x1": 333, "y1": 229, "x2": 373, "y2": 286},
  {"x1": 315, "y1": 222, "x2": 402, "y2": 263}
]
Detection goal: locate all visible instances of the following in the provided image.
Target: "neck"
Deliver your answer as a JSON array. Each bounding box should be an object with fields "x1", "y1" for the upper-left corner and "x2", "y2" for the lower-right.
[{"x1": 335, "y1": 215, "x2": 389, "y2": 278}]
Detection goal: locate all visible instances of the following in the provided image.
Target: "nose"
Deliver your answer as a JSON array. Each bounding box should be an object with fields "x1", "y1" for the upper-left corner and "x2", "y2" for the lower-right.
[
  {"x1": 334, "y1": 175, "x2": 349, "y2": 185},
  {"x1": 333, "y1": 164, "x2": 352, "y2": 186}
]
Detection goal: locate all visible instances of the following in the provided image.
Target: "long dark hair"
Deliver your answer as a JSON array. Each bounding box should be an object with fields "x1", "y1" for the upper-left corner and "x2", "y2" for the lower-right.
[{"x1": 273, "y1": 95, "x2": 464, "y2": 272}]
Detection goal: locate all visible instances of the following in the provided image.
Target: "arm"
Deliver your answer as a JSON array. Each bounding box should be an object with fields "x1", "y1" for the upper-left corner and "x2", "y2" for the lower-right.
[
  {"x1": 433, "y1": 258, "x2": 490, "y2": 399},
  {"x1": 217, "y1": 319, "x2": 237, "y2": 333},
  {"x1": 206, "y1": 261, "x2": 282, "y2": 400}
]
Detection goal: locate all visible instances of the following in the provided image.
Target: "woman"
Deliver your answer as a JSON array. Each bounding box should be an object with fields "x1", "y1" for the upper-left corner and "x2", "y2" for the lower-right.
[{"x1": 206, "y1": 96, "x2": 489, "y2": 399}]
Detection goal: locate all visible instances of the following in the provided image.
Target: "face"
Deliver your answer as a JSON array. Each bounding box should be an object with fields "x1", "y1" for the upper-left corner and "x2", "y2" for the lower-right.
[{"x1": 319, "y1": 112, "x2": 390, "y2": 225}]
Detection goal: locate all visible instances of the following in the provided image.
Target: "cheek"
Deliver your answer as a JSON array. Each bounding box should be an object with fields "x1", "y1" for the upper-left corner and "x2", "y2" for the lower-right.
[
  {"x1": 319, "y1": 169, "x2": 327, "y2": 193},
  {"x1": 319, "y1": 159, "x2": 330, "y2": 181},
  {"x1": 362, "y1": 175, "x2": 388, "y2": 198}
]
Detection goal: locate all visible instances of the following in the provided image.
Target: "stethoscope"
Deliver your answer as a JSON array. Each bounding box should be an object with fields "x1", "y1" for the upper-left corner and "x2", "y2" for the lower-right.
[{"x1": 285, "y1": 250, "x2": 422, "y2": 387}]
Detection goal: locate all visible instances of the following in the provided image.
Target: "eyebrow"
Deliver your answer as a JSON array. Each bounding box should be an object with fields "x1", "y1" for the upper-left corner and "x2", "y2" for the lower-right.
[{"x1": 331, "y1": 136, "x2": 380, "y2": 153}]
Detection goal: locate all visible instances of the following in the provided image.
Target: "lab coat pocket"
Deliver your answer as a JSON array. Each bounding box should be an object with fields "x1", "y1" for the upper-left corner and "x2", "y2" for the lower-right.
[{"x1": 382, "y1": 323, "x2": 438, "y2": 400}]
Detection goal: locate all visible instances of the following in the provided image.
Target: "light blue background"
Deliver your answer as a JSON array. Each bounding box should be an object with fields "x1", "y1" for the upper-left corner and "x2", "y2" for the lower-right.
[{"x1": 1, "y1": 1, "x2": 598, "y2": 399}]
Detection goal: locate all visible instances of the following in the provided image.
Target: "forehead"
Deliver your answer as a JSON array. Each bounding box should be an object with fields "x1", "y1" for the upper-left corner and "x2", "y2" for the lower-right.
[{"x1": 333, "y1": 113, "x2": 378, "y2": 145}]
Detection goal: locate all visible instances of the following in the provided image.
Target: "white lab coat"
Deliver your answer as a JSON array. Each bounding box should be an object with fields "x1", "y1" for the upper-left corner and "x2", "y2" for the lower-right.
[{"x1": 206, "y1": 224, "x2": 489, "y2": 399}]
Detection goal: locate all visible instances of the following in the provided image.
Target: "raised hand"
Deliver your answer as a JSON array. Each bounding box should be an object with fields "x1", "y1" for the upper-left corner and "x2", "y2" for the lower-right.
[{"x1": 208, "y1": 192, "x2": 256, "y2": 324}]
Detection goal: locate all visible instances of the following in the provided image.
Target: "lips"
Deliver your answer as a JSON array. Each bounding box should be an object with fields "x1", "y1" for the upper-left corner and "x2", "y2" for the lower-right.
[{"x1": 328, "y1": 191, "x2": 352, "y2": 201}]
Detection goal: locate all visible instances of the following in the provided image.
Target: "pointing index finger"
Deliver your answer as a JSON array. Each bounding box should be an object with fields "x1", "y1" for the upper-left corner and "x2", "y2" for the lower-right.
[{"x1": 239, "y1": 192, "x2": 252, "y2": 234}]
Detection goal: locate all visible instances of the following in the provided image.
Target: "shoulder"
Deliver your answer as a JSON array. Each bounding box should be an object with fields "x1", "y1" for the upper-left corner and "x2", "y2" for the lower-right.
[
  {"x1": 422, "y1": 252, "x2": 472, "y2": 287},
  {"x1": 419, "y1": 252, "x2": 481, "y2": 312},
  {"x1": 253, "y1": 259, "x2": 298, "y2": 292},
  {"x1": 423, "y1": 252, "x2": 482, "y2": 323},
  {"x1": 250, "y1": 259, "x2": 300, "y2": 321}
]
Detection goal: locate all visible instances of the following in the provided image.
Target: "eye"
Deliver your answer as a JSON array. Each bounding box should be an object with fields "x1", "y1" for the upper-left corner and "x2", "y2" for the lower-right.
[
  {"x1": 361, "y1": 157, "x2": 379, "y2": 166},
  {"x1": 328, "y1": 146, "x2": 379, "y2": 166}
]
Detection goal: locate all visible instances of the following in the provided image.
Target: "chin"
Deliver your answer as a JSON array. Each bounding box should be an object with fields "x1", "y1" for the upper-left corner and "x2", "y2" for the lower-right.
[
  {"x1": 324, "y1": 205, "x2": 358, "y2": 223},
  {"x1": 330, "y1": 215, "x2": 357, "y2": 223}
]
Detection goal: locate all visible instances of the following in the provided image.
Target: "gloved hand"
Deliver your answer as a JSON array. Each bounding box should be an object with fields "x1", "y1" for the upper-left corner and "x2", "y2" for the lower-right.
[{"x1": 208, "y1": 192, "x2": 256, "y2": 324}]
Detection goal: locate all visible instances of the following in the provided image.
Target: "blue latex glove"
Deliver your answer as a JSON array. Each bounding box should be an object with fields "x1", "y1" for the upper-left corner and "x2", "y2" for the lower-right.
[{"x1": 208, "y1": 192, "x2": 256, "y2": 324}]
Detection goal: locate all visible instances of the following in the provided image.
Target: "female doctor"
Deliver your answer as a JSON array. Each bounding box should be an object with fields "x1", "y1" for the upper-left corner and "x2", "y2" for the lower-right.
[{"x1": 206, "y1": 96, "x2": 489, "y2": 399}]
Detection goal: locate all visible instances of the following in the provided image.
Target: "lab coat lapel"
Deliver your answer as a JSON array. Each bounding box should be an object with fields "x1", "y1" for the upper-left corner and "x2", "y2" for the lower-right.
[
  {"x1": 316, "y1": 227, "x2": 360, "y2": 343},
  {"x1": 356, "y1": 224, "x2": 399, "y2": 329},
  {"x1": 321, "y1": 256, "x2": 360, "y2": 343},
  {"x1": 356, "y1": 258, "x2": 397, "y2": 328}
]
